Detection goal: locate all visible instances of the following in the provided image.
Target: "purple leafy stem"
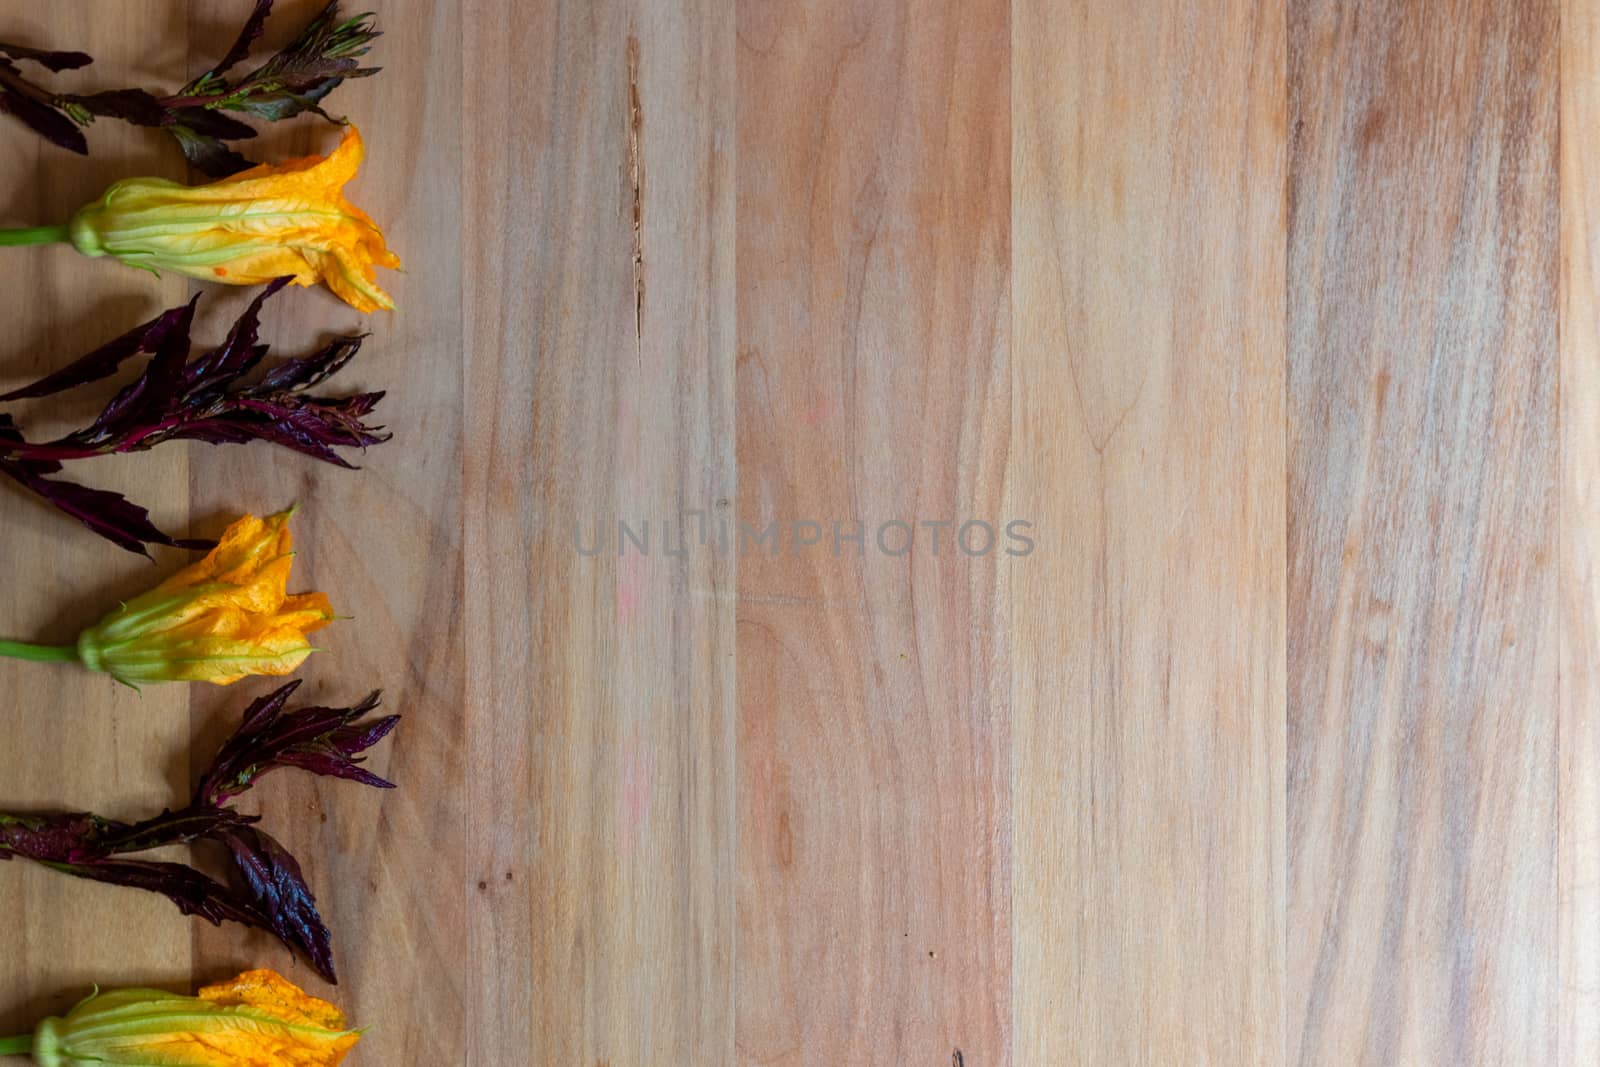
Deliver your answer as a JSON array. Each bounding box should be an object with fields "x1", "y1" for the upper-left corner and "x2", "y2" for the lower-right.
[
  {"x1": 0, "y1": 2, "x2": 380, "y2": 175},
  {"x1": 0, "y1": 279, "x2": 388, "y2": 556},
  {"x1": 0, "y1": 682, "x2": 399, "y2": 984}
]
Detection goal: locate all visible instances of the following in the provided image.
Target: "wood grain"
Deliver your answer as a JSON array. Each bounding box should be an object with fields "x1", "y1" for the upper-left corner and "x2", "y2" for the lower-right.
[
  {"x1": 1564, "y1": 0, "x2": 1600, "y2": 1061},
  {"x1": 1288, "y1": 2, "x2": 1559, "y2": 1063},
  {"x1": 735, "y1": 3, "x2": 1011, "y2": 1064},
  {"x1": 464, "y1": 0, "x2": 736, "y2": 1063},
  {"x1": 1011, "y1": 2, "x2": 1287, "y2": 1063},
  {"x1": 3, "y1": 1, "x2": 1592, "y2": 1063},
  {"x1": 0, "y1": 0, "x2": 194, "y2": 1033}
]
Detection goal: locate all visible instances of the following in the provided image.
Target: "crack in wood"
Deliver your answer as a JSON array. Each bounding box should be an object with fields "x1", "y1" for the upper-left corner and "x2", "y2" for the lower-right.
[{"x1": 627, "y1": 34, "x2": 644, "y2": 345}]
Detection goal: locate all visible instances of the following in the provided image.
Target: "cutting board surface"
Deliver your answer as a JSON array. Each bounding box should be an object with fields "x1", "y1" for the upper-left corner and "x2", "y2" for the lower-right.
[{"x1": 0, "y1": 2, "x2": 1593, "y2": 1064}]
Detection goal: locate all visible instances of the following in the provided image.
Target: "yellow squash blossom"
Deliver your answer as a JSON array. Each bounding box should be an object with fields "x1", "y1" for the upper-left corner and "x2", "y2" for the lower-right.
[
  {"x1": 0, "y1": 969, "x2": 361, "y2": 1066},
  {"x1": 0, "y1": 509, "x2": 334, "y2": 687},
  {"x1": 0, "y1": 126, "x2": 398, "y2": 312}
]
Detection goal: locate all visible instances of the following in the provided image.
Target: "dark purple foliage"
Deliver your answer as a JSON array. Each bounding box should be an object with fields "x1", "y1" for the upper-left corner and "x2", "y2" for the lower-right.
[
  {"x1": 0, "y1": 683, "x2": 399, "y2": 984},
  {"x1": 0, "y1": 41, "x2": 91, "y2": 73},
  {"x1": 67, "y1": 859, "x2": 275, "y2": 930},
  {"x1": 0, "y1": 279, "x2": 388, "y2": 556},
  {"x1": 0, "y1": 451, "x2": 213, "y2": 555},
  {"x1": 0, "y1": 301, "x2": 196, "y2": 402},
  {"x1": 0, "y1": 2, "x2": 380, "y2": 175},
  {"x1": 0, "y1": 812, "x2": 106, "y2": 862},
  {"x1": 0, "y1": 52, "x2": 87, "y2": 152},
  {"x1": 0, "y1": 412, "x2": 206, "y2": 554},
  {"x1": 219, "y1": 826, "x2": 336, "y2": 982},
  {"x1": 210, "y1": 0, "x2": 276, "y2": 82},
  {"x1": 198, "y1": 679, "x2": 397, "y2": 807}
]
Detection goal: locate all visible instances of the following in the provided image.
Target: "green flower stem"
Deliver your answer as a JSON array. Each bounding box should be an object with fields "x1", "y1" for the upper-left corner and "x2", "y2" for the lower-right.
[
  {"x1": 0, "y1": 224, "x2": 69, "y2": 247},
  {"x1": 0, "y1": 1034, "x2": 31, "y2": 1055},
  {"x1": 0, "y1": 639, "x2": 78, "y2": 663}
]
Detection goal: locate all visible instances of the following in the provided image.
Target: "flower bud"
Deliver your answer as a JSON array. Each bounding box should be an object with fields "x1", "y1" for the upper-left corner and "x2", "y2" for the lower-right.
[
  {"x1": 75, "y1": 508, "x2": 333, "y2": 686},
  {"x1": 65, "y1": 125, "x2": 398, "y2": 312},
  {"x1": 27, "y1": 970, "x2": 360, "y2": 1066}
]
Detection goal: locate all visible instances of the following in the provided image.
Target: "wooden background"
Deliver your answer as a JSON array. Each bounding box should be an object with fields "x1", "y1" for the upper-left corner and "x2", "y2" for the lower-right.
[{"x1": 0, "y1": 0, "x2": 1595, "y2": 1063}]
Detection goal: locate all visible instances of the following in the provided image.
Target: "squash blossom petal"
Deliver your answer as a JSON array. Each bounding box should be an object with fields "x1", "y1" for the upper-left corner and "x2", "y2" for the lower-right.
[
  {"x1": 74, "y1": 509, "x2": 334, "y2": 686},
  {"x1": 64, "y1": 125, "x2": 398, "y2": 312},
  {"x1": 14, "y1": 969, "x2": 360, "y2": 1066}
]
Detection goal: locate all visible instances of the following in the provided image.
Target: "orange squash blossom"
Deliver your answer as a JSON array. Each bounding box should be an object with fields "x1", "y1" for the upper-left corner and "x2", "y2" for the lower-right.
[
  {"x1": 0, "y1": 969, "x2": 360, "y2": 1065},
  {"x1": 71, "y1": 508, "x2": 335, "y2": 686},
  {"x1": 0, "y1": 125, "x2": 399, "y2": 312}
]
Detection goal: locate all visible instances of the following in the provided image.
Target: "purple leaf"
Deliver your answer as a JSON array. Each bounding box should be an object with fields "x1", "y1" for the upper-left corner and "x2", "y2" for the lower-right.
[
  {"x1": 197, "y1": 682, "x2": 397, "y2": 807},
  {"x1": 0, "y1": 41, "x2": 92, "y2": 72},
  {"x1": 243, "y1": 680, "x2": 304, "y2": 733},
  {"x1": 0, "y1": 63, "x2": 87, "y2": 153},
  {"x1": 174, "y1": 400, "x2": 388, "y2": 467},
  {"x1": 0, "y1": 456, "x2": 212, "y2": 556},
  {"x1": 279, "y1": 748, "x2": 397, "y2": 790},
  {"x1": 103, "y1": 807, "x2": 259, "y2": 855},
  {"x1": 0, "y1": 300, "x2": 197, "y2": 402},
  {"x1": 173, "y1": 125, "x2": 255, "y2": 178},
  {"x1": 0, "y1": 286, "x2": 385, "y2": 553},
  {"x1": 65, "y1": 859, "x2": 273, "y2": 930},
  {"x1": 0, "y1": 413, "x2": 28, "y2": 448},
  {"x1": 220, "y1": 826, "x2": 337, "y2": 983},
  {"x1": 185, "y1": 277, "x2": 290, "y2": 391},
  {"x1": 67, "y1": 88, "x2": 168, "y2": 126},
  {"x1": 170, "y1": 105, "x2": 259, "y2": 141},
  {"x1": 0, "y1": 682, "x2": 399, "y2": 983},
  {"x1": 135, "y1": 297, "x2": 198, "y2": 411},
  {"x1": 256, "y1": 334, "x2": 367, "y2": 392},
  {"x1": 207, "y1": 0, "x2": 276, "y2": 81},
  {"x1": 1, "y1": 813, "x2": 106, "y2": 862}
]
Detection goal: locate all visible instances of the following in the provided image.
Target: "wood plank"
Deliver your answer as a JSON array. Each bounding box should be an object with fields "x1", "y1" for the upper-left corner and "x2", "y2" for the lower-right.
[
  {"x1": 1010, "y1": 2, "x2": 1288, "y2": 1063},
  {"x1": 463, "y1": 0, "x2": 736, "y2": 1062},
  {"x1": 181, "y1": 1, "x2": 466, "y2": 1060},
  {"x1": 0, "y1": 0, "x2": 194, "y2": 1031},
  {"x1": 1563, "y1": 0, "x2": 1600, "y2": 1060},
  {"x1": 1287, "y1": 2, "x2": 1559, "y2": 1062},
  {"x1": 735, "y1": 3, "x2": 1011, "y2": 1063}
]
